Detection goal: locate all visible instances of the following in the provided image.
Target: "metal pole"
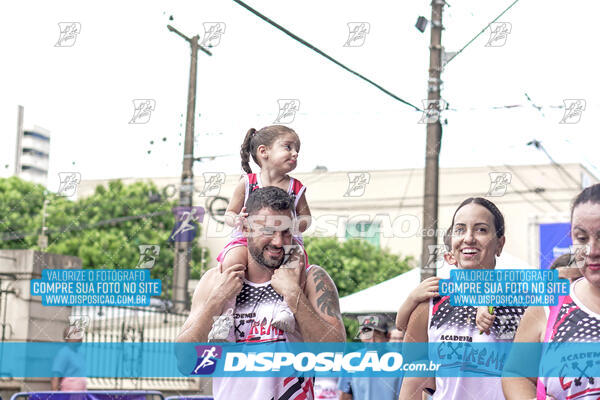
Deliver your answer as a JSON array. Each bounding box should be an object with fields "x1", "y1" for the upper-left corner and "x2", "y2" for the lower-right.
[{"x1": 421, "y1": 0, "x2": 445, "y2": 281}]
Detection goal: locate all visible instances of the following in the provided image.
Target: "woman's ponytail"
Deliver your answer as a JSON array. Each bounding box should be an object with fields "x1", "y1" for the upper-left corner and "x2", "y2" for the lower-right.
[{"x1": 240, "y1": 128, "x2": 255, "y2": 174}]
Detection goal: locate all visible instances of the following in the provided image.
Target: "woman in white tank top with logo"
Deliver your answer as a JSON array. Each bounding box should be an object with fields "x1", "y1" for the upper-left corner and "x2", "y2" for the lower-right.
[
  {"x1": 400, "y1": 197, "x2": 527, "y2": 400},
  {"x1": 503, "y1": 184, "x2": 600, "y2": 400}
]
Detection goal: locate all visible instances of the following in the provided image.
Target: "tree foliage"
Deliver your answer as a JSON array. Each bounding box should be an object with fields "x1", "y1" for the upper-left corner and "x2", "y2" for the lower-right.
[
  {"x1": 0, "y1": 177, "x2": 208, "y2": 298},
  {"x1": 1, "y1": 177, "x2": 415, "y2": 339},
  {"x1": 304, "y1": 236, "x2": 414, "y2": 298},
  {"x1": 303, "y1": 236, "x2": 414, "y2": 341}
]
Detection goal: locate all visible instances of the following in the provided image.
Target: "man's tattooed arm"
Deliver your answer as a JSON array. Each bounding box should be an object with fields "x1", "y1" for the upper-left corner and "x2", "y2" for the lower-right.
[
  {"x1": 313, "y1": 268, "x2": 342, "y2": 318},
  {"x1": 290, "y1": 265, "x2": 346, "y2": 342}
]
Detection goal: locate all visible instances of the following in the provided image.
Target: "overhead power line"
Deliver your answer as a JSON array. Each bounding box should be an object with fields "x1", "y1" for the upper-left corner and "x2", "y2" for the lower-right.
[
  {"x1": 445, "y1": 0, "x2": 521, "y2": 65},
  {"x1": 231, "y1": 0, "x2": 421, "y2": 111},
  {"x1": 504, "y1": 164, "x2": 561, "y2": 212},
  {"x1": 526, "y1": 140, "x2": 580, "y2": 188},
  {"x1": 445, "y1": 102, "x2": 564, "y2": 112}
]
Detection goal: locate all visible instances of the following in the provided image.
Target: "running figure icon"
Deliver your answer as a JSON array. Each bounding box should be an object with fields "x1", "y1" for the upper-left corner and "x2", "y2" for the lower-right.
[{"x1": 193, "y1": 346, "x2": 219, "y2": 374}]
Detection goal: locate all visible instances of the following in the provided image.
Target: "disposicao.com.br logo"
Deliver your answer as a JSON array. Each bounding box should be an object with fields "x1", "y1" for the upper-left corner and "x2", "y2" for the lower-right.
[
  {"x1": 223, "y1": 350, "x2": 440, "y2": 375},
  {"x1": 185, "y1": 343, "x2": 441, "y2": 377}
]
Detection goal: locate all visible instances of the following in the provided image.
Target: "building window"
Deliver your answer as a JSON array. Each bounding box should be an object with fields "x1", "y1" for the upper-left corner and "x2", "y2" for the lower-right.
[
  {"x1": 22, "y1": 148, "x2": 49, "y2": 158},
  {"x1": 21, "y1": 165, "x2": 47, "y2": 174},
  {"x1": 23, "y1": 131, "x2": 51, "y2": 142},
  {"x1": 345, "y1": 221, "x2": 380, "y2": 247}
]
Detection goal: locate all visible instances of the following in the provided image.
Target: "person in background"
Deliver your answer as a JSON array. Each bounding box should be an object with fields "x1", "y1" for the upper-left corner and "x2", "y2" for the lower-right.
[
  {"x1": 389, "y1": 328, "x2": 405, "y2": 342},
  {"x1": 314, "y1": 377, "x2": 340, "y2": 399},
  {"x1": 51, "y1": 324, "x2": 87, "y2": 391},
  {"x1": 338, "y1": 314, "x2": 403, "y2": 400},
  {"x1": 550, "y1": 252, "x2": 583, "y2": 283}
]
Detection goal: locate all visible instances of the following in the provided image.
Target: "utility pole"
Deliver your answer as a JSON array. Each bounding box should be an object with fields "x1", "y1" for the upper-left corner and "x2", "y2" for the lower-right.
[
  {"x1": 15, "y1": 105, "x2": 24, "y2": 177},
  {"x1": 38, "y1": 197, "x2": 49, "y2": 251},
  {"x1": 167, "y1": 25, "x2": 212, "y2": 312},
  {"x1": 420, "y1": 0, "x2": 445, "y2": 281}
]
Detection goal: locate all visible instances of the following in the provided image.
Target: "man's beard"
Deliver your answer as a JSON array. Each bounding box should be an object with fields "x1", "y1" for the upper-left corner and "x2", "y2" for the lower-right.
[{"x1": 248, "y1": 240, "x2": 284, "y2": 270}]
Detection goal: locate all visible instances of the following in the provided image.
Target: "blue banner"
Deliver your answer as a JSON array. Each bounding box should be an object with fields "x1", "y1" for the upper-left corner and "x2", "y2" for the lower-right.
[
  {"x1": 0, "y1": 342, "x2": 599, "y2": 378},
  {"x1": 539, "y1": 222, "x2": 572, "y2": 269}
]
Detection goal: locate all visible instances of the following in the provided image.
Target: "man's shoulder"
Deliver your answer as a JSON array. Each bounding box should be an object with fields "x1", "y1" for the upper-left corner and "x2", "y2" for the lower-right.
[
  {"x1": 193, "y1": 266, "x2": 220, "y2": 292},
  {"x1": 305, "y1": 265, "x2": 336, "y2": 289},
  {"x1": 306, "y1": 264, "x2": 329, "y2": 279}
]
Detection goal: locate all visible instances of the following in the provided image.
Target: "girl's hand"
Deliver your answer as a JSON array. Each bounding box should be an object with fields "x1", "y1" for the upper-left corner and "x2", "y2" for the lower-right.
[
  {"x1": 234, "y1": 207, "x2": 248, "y2": 230},
  {"x1": 408, "y1": 276, "x2": 440, "y2": 304},
  {"x1": 476, "y1": 306, "x2": 495, "y2": 335}
]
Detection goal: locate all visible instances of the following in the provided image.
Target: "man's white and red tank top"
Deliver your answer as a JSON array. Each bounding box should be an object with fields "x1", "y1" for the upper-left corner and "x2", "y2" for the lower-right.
[
  {"x1": 428, "y1": 296, "x2": 526, "y2": 400},
  {"x1": 538, "y1": 278, "x2": 600, "y2": 400},
  {"x1": 212, "y1": 266, "x2": 315, "y2": 400}
]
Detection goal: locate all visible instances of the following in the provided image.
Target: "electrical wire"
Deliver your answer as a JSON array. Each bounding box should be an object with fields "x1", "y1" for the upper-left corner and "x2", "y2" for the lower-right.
[
  {"x1": 503, "y1": 164, "x2": 561, "y2": 212},
  {"x1": 527, "y1": 141, "x2": 580, "y2": 189},
  {"x1": 445, "y1": 0, "x2": 521, "y2": 66},
  {"x1": 491, "y1": 165, "x2": 545, "y2": 213},
  {"x1": 231, "y1": 0, "x2": 421, "y2": 111}
]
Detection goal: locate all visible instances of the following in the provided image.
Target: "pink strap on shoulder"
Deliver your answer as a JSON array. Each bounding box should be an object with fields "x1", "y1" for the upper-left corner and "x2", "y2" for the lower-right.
[{"x1": 536, "y1": 294, "x2": 567, "y2": 399}]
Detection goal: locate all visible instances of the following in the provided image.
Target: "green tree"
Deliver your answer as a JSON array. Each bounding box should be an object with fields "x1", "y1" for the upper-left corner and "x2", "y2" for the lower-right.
[
  {"x1": 304, "y1": 236, "x2": 414, "y2": 341},
  {"x1": 0, "y1": 177, "x2": 209, "y2": 299},
  {"x1": 0, "y1": 176, "x2": 50, "y2": 249}
]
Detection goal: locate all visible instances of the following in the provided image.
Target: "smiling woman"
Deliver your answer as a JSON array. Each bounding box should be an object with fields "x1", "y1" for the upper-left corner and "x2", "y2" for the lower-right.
[
  {"x1": 446, "y1": 197, "x2": 506, "y2": 270},
  {"x1": 399, "y1": 197, "x2": 527, "y2": 400}
]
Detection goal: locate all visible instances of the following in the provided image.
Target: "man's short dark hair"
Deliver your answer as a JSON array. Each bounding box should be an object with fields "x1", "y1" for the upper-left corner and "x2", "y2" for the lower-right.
[{"x1": 246, "y1": 186, "x2": 294, "y2": 215}]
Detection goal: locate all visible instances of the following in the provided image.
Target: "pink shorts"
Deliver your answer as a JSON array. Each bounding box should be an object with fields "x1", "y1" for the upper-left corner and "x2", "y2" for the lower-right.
[{"x1": 217, "y1": 236, "x2": 309, "y2": 267}]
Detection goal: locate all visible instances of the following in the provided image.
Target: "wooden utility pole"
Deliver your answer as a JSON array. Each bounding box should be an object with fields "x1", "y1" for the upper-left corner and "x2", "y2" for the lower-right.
[
  {"x1": 168, "y1": 25, "x2": 212, "y2": 311},
  {"x1": 420, "y1": 0, "x2": 445, "y2": 281}
]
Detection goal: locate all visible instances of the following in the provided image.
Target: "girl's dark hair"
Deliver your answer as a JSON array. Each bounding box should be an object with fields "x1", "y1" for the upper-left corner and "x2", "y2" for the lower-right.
[
  {"x1": 449, "y1": 197, "x2": 505, "y2": 238},
  {"x1": 571, "y1": 183, "x2": 600, "y2": 220},
  {"x1": 240, "y1": 125, "x2": 300, "y2": 174}
]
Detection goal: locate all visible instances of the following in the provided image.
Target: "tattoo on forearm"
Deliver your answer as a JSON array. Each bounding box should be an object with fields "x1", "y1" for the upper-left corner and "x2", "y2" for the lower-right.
[{"x1": 312, "y1": 269, "x2": 340, "y2": 318}]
